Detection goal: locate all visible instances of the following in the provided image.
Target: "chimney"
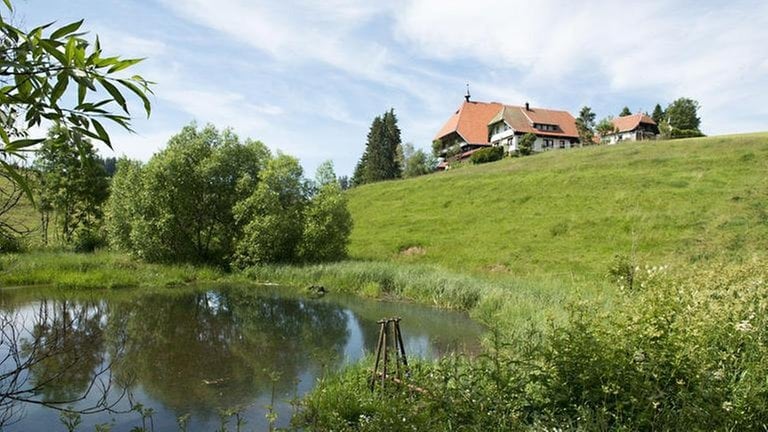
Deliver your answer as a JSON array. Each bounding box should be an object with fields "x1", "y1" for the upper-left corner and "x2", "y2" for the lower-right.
[
  {"x1": 525, "y1": 102, "x2": 530, "y2": 111},
  {"x1": 464, "y1": 83, "x2": 471, "y2": 102}
]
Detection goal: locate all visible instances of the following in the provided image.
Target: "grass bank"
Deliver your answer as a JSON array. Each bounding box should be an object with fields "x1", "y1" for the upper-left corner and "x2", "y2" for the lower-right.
[
  {"x1": 347, "y1": 133, "x2": 768, "y2": 278},
  {"x1": 0, "y1": 251, "x2": 612, "y2": 331},
  {"x1": 246, "y1": 260, "x2": 614, "y2": 330},
  {"x1": 0, "y1": 251, "x2": 228, "y2": 289}
]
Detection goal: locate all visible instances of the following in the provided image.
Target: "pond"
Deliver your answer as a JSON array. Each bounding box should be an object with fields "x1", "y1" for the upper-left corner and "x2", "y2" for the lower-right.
[{"x1": 0, "y1": 285, "x2": 484, "y2": 431}]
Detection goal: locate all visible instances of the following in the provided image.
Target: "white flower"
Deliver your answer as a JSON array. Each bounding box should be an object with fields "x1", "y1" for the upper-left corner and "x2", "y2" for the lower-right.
[
  {"x1": 735, "y1": 320, "x2": 754, "y2": 333},
  {"x1": 722, "y1": 401, "x2": 733, "y2": 412}
]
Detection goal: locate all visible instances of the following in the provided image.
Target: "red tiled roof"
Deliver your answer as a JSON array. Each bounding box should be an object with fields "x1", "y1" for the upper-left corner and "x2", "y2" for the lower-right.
[
  {"x1": 490, "y1": 105, "x2": 579, "y2": 139},
  {"x1": 434, "y1": 101, "x2": 503, "y2": 144},
  {"x1": 611, "y1": 113, "x2": 657, "y2": 133}
]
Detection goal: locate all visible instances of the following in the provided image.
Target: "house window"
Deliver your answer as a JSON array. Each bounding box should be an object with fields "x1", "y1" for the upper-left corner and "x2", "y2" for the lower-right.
[
  {"x1": 544, "y1": 139, "x2": 554, "y2": 149},
  {"x1": 559, "y1": 140, "x2": 565, "y2": 148}
]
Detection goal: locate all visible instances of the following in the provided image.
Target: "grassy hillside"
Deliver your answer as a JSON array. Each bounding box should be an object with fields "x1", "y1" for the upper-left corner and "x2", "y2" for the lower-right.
[{"x1": 347, "y1": 133, "x2": 768, "y2": 279}]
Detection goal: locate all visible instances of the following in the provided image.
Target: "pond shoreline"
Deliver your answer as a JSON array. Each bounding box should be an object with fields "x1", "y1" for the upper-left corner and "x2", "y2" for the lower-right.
[{"x1": 0, "y1": 250, "x2": 610, "y2": 332}]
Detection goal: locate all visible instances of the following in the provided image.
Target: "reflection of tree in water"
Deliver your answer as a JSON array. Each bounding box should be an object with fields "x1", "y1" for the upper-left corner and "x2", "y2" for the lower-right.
[
  {"x1": 0, "y1": 298, "x2": 120, "y2": 428},
  {"x1": 23, "y1": 300, "x2": 108, "y2": 402},
  {"x1": 109, "y1": 288, "x2": 349, "y2": 417}
]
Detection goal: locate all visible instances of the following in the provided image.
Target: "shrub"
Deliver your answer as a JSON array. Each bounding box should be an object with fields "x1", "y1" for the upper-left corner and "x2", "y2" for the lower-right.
[
  {"x1": 518, "y1": 133, "x2": 536, "y2": 156},
  {"x1": 105, "y1": 123, "x2": 270, "y2": 264},
  {"x1": 297, "y1": 260, "x2": 768, "y2": 430},
  {"x1": 298, "y1": 183, "x2": 353, "y2": 262},
  {"x1": 0, "y1": 234, "x2": 23, "y2": 254},
  {"x1": 72, "y1": 225, "x2": 107, "y2": 253},
  {"x1": 671, "y1": 128, "x2": 705, "y2": 139},
  {"x1": 469, "y1": 146, "x2": 504, "y2": 164}
]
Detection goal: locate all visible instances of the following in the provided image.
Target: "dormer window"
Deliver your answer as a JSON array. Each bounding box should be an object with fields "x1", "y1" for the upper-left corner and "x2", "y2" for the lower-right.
[{"x1": 534, "y1": 123, "x2": 558, "y2": 132}]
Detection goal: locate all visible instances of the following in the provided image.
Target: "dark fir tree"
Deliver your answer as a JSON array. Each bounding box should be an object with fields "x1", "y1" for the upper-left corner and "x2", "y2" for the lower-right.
[
  {"x1": 619, "y1": 106, "x2": 632, "y2": 116},
  {"x1": 651, "y1": 104, "x2": 665, "y2": 125},
  {"x1": 352, "y1": 109, "x2": 402, "y2": 185}
]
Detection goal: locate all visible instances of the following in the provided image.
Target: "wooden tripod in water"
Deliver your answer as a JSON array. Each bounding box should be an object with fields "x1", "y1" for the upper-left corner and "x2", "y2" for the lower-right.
[{"x1": 370, "y1": 317, "x2": 409, "y2": 391}]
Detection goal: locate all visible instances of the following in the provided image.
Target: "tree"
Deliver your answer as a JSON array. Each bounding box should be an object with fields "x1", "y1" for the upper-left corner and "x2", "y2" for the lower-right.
[
  {"x1": 35, "y1": 125, "x2": 109, "y2": 245},
  {"x1": 103, "y1": 158, "x2": 143, "y2": 252},
  {"x1": 0, "y1": 1, "x2": 152, "y2": 194},
  {"x1": 595, "y1": 116, "x2": 618, "y2": 139},
  {"x1": 352, "y1": 109, "x2": 402, "y2": 185},
  {"x1": 666, "y1": 98, "x2": 701, "y2": 132},
  {"x1": 575, "y1": 106, "x2": 596, "y2": 146},
  {"x1": 105, "y1": 123, "x2": 271, "y2": 264},
  {"x1": 651, "y1": 104, "x2": 665, "y2": 125},
  {"x1": 401, "y1": 143, "x2": 436, "y2": 178},
  {"x1": 299, "y1": 162, "x2": 353, "y2": 262},
  {"x1": 314, "y1": 160, "x2": 337, "y2": 188},
  {"x1": 518, "y1": 133, "x2": 536, "y2": 156},
  {"x1": 0, "y1": 169, "x2": 30, "y2": 251},
  {"x1": 0, "y1": 299, "x2": 129, "y2": 428},
  {"x1": 619, "y1": 106, "x2": 632, "y2": 116},
  {"x1": 233, "y1": 154, "x2": 308, "y2": 267},
  {"x1": 338, "y1": 175, "x2": 350, "y2": 191}
]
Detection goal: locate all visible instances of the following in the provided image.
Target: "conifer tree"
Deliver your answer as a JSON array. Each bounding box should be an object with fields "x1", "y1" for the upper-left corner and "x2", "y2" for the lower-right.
[
  {"x1": 651, "y1": 104, "x2": 665, "y2": 125},
  {"x1": 352, "y1": 109, "x2": 402, "y2": 185}
]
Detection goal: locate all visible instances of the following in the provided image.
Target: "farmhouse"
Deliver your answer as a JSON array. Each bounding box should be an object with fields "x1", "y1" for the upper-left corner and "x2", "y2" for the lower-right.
[
  {"x1": 432, "y1": 96, "x2": 503, "y2": 162},
  {"x1": 487, "y1": 103, "x2": 579, "y2": 153},
  {"x1": 433, "y1": 94, "x2": 579, "y2": 167},
  {"x1": 601, "y1": 113, "x2": 659, "y2": 144}
]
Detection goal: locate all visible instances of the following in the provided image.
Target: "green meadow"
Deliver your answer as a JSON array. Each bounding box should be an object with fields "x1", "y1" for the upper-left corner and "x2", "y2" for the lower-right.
[{"x1": 347, "y1": 133, "x2": 768, "y2": 279}]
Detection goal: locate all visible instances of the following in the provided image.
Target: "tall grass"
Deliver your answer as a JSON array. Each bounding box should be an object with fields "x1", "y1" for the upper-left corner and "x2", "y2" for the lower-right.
[
  {"x1": 247, "y1": 260, "x2": 614, "y2": 330},
  {"x1": 0, "y1": 251, "x2": 225, "y2": 289}
]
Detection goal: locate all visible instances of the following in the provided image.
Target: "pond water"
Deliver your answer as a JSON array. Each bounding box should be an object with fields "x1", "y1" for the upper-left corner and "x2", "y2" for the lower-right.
[{"x1": 0, "y1": 285, "x2": 484, "y2": 431}]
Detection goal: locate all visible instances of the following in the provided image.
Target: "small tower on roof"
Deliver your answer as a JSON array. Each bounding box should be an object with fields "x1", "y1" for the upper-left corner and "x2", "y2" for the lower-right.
[{"x1": 464, "y1": 83, "x2": 471, "y2": 102}]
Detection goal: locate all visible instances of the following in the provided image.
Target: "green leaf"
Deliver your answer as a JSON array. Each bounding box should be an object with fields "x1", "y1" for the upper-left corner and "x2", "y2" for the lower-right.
[
  {"x1": 77, "y1": 81, "x2": 87, "y2": 105},
  {"x1": 118, "y1": 78, "x2": 151, "y2": 117},
  {"x1": 65, "y1": 36, "x2": 76, "y2": 63},
  {"x1": 0, "y1": 160, "x2": 35, "y2": 206},
  {"x1": 50, "y1": 73, "x2": 69, "y2": 106},
  {"x1": 91, "y1": 118, "x2": 111, "y2": 148},
  {"x1": 107, "y1": 58, "x2": 143, "y2": 73},
  {"x1": 39, "y1": 39, "x2": 68, "y2": 65},
  {"x1": 50, "y1": 19, "x2": 83, "y2": 40},
  {"x1": 0, "y1": 127, "x2": 9, "y2": 145},
  {"x1": 5, "y1": 138, "x2": 44, "y2": 152},
  {"x1": 2, "y1": 0, "x2": 13, "y2": 11},
  {"x1": 99, "y1": 78, "x2": 128, "y2": 114}
]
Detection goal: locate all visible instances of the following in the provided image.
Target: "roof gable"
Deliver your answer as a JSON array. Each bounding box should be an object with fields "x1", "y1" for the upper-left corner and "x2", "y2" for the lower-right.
[
  {"x1": 611, "y1": 113, "x2": 657, "y2": 133},
  {"x1": 494, "y1": 105, "x2": 579, "y2": 138},
  {"x1": 434, "y1": 101, "x2": 503, "y2": 144}
]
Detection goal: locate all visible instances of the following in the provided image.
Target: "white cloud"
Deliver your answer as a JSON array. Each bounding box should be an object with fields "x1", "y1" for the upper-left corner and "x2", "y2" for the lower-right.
[
  {"x1": 159, "y1": 0, "x2": 393, "y2": 81},
  {"x1": 394, "y1": 0, "x2": 768, "y2": 133}
]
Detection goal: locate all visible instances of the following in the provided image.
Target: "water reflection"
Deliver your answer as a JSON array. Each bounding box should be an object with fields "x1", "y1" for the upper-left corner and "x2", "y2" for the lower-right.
[{"x1": 0, "y1": 286, "x2": 483, "y2": 431}]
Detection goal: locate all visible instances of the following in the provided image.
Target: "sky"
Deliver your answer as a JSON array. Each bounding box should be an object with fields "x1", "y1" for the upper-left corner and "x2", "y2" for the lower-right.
[{"x1": 17, "y1": 0, "x2": 768, "y2": 176}]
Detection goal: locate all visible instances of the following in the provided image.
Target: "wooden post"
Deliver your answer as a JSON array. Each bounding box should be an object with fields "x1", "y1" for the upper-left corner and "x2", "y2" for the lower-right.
[{"x1": 371, "y1": 317, "x2": 411, "y2": 392}]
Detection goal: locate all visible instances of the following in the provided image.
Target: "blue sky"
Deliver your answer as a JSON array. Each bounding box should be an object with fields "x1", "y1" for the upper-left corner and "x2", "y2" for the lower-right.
[{"x1": 19, "y1": 0, "x2": 768, "y2": 176}]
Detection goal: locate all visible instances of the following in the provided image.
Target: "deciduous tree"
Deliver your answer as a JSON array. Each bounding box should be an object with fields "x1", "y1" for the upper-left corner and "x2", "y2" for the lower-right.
[
  {"x1": 106, "y1": 123, "x2": 270, "y2": 263},
  {"x1": 595, "y1": 116, "x2": 618, "y2": 139},
  {"x1": 666, "y1": 98, "x2": 701, "y2": 132},
  {"x1": 35, "y1": 125, "x2": 108, "y2": 245}
]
